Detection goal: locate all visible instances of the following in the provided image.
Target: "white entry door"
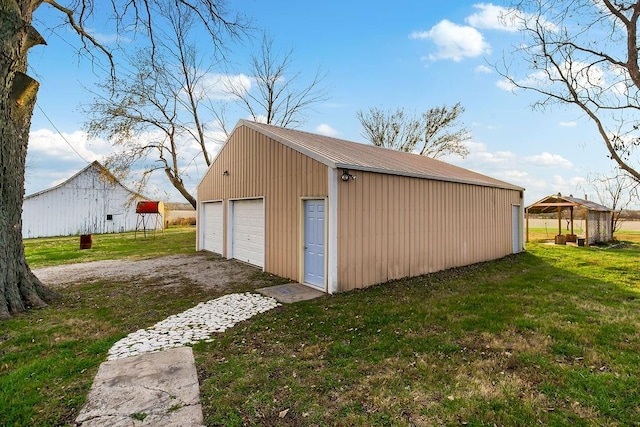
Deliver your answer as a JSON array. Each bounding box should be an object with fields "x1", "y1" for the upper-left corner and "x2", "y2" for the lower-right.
[
  {"x1": 232, "y1": 199, "x2": 265, "y2": 268},
  {"x1": 202, "y1": 202, "x2": 223, "y2": 254},
  {"x1": 304, "y1": 200, "x2": 325, "y2": 289}
]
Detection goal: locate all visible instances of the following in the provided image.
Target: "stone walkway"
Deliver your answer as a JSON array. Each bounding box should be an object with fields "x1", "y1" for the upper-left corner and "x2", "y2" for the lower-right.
[
  {"x1": 76, "y1": 347, "x2": 203, "y2": 427},
  {"x1": 107, "y1": 293, "x2": 280, "y2": 360},
  {"x1": 77, "y1": 292, "x2": 280, "y2": 426},
  {"x1": 76, "y1": 285, "x2": 326, "y2": 426}
]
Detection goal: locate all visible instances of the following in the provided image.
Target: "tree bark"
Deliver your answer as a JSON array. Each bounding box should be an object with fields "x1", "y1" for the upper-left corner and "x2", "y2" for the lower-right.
[{"x1": 0, "y1": 1, "x2": 56, "y2": 319}]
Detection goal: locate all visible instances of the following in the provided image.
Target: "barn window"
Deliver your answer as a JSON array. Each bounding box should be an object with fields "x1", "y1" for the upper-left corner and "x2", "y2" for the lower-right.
[{"x1": 106, "y1": 214, "x2": 113, "y2": 221}]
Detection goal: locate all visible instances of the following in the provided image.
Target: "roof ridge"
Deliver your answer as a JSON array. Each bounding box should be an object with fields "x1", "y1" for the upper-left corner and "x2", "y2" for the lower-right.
[{"x1": 239, "y1": 120, "x2": 523, "y2": 192}]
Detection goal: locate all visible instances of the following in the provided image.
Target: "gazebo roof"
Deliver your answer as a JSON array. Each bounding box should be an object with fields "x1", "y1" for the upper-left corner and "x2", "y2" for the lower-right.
[{"x1": 526, "y1": 194, "x2": 611, "y2": 214}]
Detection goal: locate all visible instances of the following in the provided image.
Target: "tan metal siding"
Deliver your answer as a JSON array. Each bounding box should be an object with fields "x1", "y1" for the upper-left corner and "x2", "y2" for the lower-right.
[
  {"x1": 198, "y1": 126, "x2": 328, "y2": 281},
  {"x1": 337, "y1": 171, "x2": 521, "y2": 291}
]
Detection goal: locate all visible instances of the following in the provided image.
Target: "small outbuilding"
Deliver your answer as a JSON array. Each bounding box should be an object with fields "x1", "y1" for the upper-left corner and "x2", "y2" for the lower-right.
[
  {"x1": 22, "y1": 161, "x2": 152, "y2": 238},
  {"x1": 197, "y1": 120, "x2": 525, "y2": 293},
  {"x1": 525, "y1": 194, "x2": 613, "y2": 246}
]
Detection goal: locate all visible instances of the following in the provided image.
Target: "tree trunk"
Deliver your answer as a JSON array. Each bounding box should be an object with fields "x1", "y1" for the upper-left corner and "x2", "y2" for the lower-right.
[
  {"x1": 164, "y1": 168, "x2": 197, "y2": 209},
  {"x1": 0, "y1": 1, "x2": 56, "y2": 319}
]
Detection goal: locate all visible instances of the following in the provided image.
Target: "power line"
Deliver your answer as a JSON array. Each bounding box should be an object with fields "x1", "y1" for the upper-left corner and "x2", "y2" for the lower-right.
[{"x1": 35, "y1": 103, "x2": 90, "y2": 164}]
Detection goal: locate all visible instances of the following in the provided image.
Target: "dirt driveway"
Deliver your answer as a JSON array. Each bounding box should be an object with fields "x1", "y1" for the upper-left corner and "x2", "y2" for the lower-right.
[{"x1": 33, "y1": 252, "x2": 264, "y2": 291}]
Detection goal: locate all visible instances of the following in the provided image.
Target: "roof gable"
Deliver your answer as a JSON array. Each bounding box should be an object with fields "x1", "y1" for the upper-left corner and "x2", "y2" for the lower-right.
[
  {"x1": 204, "y1": 120, "x2": 523, "y2": 191},
  {"x1": 25, "y1": 161, "x2": 145, "y2": 200},
  {"x1": 526, "y1": 194, "x2": 611, "y2": 214}
]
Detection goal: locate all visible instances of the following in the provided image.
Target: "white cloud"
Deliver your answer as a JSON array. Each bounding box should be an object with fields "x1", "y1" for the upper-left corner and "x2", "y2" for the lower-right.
[
  {"x1": 89, "y1": 29, "x2": 131, "y2": 45},
  {"x1": 495, "y1": 69, "x2": 556, "y2": 92},
  {"x1": 445, "y1": 141, "x2": 515, "y2": 169},
  {"x1": 551, "y1": 175, "x2": 587, "y2": 193},
  {"x1": 503, "y1": 170, "x2": 528, "y2": 178},
  {"x1": 439, "y1": 137, "x2": 593, "y2": 203},
  {"x1": 524, "y1": 152, "x2": 573, "y2": 168},
  {"x1": 495, "y1": 78, "x2": 516, "y2": 91},
  {"x1": 28, "y1": 128, "x2": 109, "y2": 162},
  {"x1": 410, "y1": 20, "x2": 491, "y2": 62},
  {"x1": 465, "y1": 140, "x2": 489, "y2": 152},
  {"x1": 559, "y1": 121, "x2": 577, "y2": 127},
  {"x1": 465, "y1": 3, "x2": 520, "y2": 32},
  {"x1": 566, "y1": 61, "x2": 605, "y2": 89},
  {"x1": 198, "y1": 73, "x2": 252, "y2": 101},
  {"x1": 316, "y1": 124, "x2": 339, "y2": 137},
  {"x1": 252, "y1": 114, "x2": 268, "y2": 124},
  {"x1": 474, "y1": 64, "x2": 493, "y2": 74},
  {"x1": 497, "y1": 61, "x2": 607, "y2": 93}
]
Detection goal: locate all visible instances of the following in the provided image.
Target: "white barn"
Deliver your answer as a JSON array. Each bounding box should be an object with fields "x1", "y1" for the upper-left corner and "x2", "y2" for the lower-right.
[{"x1": 22, "y1": 161, "x2": 147, "y2": 238}]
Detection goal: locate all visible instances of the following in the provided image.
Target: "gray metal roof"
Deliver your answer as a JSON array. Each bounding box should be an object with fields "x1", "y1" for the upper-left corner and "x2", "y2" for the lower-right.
[
  {"x1": 526, "y1": 194, "x2": 612, "y2": 214},
  {"x1": 239, "y1": 120, "x2": 524, "y2": 191}
]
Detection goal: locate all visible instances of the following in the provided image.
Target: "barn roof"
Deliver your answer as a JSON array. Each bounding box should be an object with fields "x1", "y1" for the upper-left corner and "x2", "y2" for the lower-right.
[
  {"x1": 526, "y1": 194, "x2": 611, "y2": 214},
  {"x1": 227, "y1": 120, "x2": 523, "y2": 191},
  {"x1": 25, "y1": 161, "x2": 145, "y2": 200}
]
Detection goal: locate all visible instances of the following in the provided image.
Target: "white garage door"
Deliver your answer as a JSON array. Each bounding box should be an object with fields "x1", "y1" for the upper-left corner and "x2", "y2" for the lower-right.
[
  {"x1": 202, "y1": 202, "x2": 223, "y2": 254},
  {"x1": 232, "y1": 199, "x2": 264, "y2": 268}
]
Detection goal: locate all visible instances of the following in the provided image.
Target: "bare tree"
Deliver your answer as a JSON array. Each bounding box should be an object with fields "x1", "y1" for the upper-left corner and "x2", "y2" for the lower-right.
[
  {"x1": 85, "y1": 3, "x2": 230, "y2": 208},
  {"x1": 357, "y1": 107, "x2": 422, "y2": 152},
  {"x1": 224, "y1": 35, "x2": 328, "y2": 128},
  {"x1": 500, "y1": 0, "x2": 640, "y2": 181},
  {"x1": 0, "y1": 0, "x2": 246, "y2": 318},
  {"x1": 587, "y1": 169, "x2": 639, "y2": 233},
  {"x1": 357, "y1": 103, "x2": 470, "y2": 159}
]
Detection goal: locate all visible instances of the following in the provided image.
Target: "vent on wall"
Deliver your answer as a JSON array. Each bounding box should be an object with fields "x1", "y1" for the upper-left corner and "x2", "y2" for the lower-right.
[{"x1": 106, "y1": 214, "x2": 113, "y2": 221}]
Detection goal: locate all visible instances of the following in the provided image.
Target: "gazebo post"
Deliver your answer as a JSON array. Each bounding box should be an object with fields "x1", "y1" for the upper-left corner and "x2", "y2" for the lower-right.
[
  {"x1": 570, "y1": 206, "x2": 574, "y2": 235},
  {"x1": 557, "y1": 206, "x2": 562, "y2": 236}
]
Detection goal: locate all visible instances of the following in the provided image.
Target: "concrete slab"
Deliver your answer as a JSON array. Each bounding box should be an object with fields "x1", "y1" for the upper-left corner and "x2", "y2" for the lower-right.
[
  {"x1": 256, "y1": 283, "x2": 325, "y2": 303},
  {"x1": 76, "y1": 347, "x2": 203, "y2": 427}
]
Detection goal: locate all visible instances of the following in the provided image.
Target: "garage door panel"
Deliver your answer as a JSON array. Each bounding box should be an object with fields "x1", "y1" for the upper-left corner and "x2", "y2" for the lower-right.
[
  {"x1": 232, "y1": 199, "x2": 264, "y2": 268},
  {"x1": 203, "y1": 202, "x2": 223, "y2": 254}
]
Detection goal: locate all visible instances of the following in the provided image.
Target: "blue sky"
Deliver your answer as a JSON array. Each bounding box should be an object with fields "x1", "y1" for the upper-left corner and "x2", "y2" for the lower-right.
[{"x1": 26, "y1": 1, "x2": 616, "y2": 206}]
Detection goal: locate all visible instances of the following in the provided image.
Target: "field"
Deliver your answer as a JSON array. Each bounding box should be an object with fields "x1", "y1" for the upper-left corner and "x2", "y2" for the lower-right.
[
  {"x1": 526, "y1": 218, "x2": 640, "y2": 242},
  {"x1": 1, "y1": 228, "x2": 639, "y2": 426}
]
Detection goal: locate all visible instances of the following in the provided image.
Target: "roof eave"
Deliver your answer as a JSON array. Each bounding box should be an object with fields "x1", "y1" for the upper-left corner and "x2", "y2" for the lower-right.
[{"x1": 335, "y1": 163, "x2": 525, "y2": 191}]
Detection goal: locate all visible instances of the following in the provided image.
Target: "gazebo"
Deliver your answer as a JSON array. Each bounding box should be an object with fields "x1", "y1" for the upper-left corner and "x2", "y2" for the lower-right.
[{"x1": 525, "y1": 194, "x2": 613, "y2": 246}]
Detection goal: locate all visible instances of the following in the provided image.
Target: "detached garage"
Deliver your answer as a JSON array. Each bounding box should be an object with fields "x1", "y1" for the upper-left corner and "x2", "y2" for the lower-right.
[{"x1": 197, "y1": 120, "x2": 525, "y2": 293}]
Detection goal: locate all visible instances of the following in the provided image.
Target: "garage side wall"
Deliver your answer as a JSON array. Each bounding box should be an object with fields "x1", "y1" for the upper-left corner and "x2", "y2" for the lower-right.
[
  {"x1": 198, "y1": 125, "x2": 328, "y2": 280},
  {"x1": 337, "y1": 171, "x2": 522, "y2": 291}
]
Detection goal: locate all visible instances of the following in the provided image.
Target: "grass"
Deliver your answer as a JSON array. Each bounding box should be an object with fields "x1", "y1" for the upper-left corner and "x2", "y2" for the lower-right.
[
  {"x1": 2, "y1": 228, "x2": 640, "y2": 426},
  {"x1": 195, "y1": 239, "x2": 640, "y2": 426},
  {"x1": 23, "y1": 226, "x2": 197, "y2": 268},
  {"x1": 527, "y1": 226, "x2": 640, "y2": 244},
  {"x1": 2, "y1": 227, "x2": 289, "y2": 426}
]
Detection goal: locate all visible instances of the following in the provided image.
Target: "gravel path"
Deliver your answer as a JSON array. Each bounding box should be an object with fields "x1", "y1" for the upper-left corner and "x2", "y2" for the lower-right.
[
  {"x1": 33, "y1": 253, "x2": 260, "y2": 291},
  {"x1": 32, "y1": 254, "x2": 281, "y2": 360}
]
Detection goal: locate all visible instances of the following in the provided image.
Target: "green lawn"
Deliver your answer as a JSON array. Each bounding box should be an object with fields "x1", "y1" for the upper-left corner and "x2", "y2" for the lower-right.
[
  {"x1": 23, "y1": 226, "x2": 197, "y2": 269},
  {"x1": 195, "y1": 242, "x2": 640, "y2": 426},
  {"x1": 2, "y1": 230, "x2": 640, "y2": 426},
  {"x1": 526, "y1": 226, "x2": 640, "y2": 244}
]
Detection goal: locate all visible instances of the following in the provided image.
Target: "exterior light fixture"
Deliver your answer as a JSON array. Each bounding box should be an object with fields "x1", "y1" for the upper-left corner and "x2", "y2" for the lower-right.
[
  {"x1": 222, "y1": 170, "x2": 229, "y2": 176},
  {"x1": 341, "y1": 169, "x2": 355, "y2": 181}
]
